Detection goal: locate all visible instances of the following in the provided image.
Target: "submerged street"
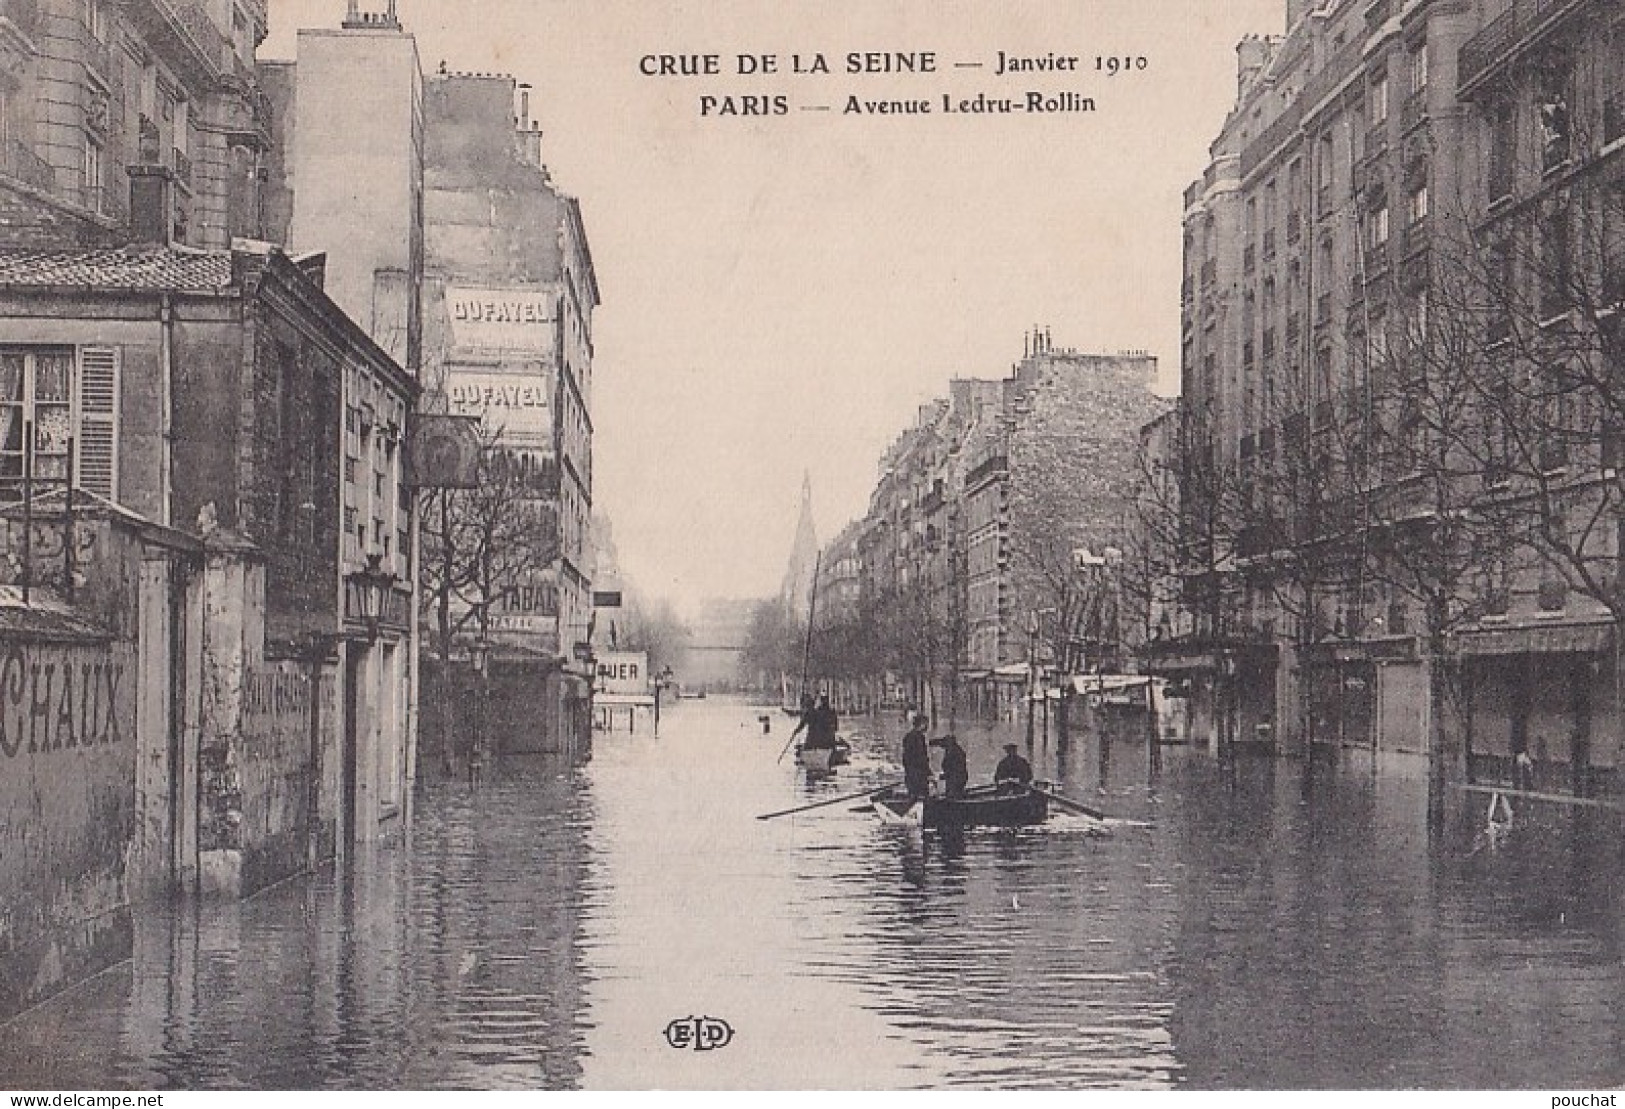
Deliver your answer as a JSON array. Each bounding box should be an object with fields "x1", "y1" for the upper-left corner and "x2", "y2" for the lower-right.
[{"x1": 3, "y1": 697, "x2": 1624, "y2": 1090}]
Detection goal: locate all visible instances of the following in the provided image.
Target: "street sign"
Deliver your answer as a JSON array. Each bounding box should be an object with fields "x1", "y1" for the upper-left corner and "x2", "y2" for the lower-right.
[
  {"x1": 593, "y1": 590, "x2": 623, "y2": 608},
  {"x1": 595, "y1": 651, "x2": 647, "y2": 695}
]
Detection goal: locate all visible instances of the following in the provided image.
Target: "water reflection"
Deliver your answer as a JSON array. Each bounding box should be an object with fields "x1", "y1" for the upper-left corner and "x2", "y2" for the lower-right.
[
  {"x1": 0, "y1": 758, "x2": 592, "y2": 1090},
  {"x1": 0, "y1": 698, "x2": 1622, "y2": 1089}
]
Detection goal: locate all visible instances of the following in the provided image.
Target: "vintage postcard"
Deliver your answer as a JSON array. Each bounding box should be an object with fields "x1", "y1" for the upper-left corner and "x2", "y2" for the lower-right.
[{"x1": 0, "y1": 0, "x2": 1621, "y2": 1096}]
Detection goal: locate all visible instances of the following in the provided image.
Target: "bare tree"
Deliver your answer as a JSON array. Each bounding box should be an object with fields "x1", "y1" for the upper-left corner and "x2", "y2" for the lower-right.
[{"x1": 418, "y1": 434, "x2": 560, "y2": 763}]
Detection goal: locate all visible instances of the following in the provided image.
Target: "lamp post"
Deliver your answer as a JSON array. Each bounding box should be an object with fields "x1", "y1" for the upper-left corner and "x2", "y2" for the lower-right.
[
  {"x1": 469, "y1": 636, "x2": 491, "y2": 783},
  {"x1": 1025, "y1": 609, "x2": 1040, "y2": 748}
]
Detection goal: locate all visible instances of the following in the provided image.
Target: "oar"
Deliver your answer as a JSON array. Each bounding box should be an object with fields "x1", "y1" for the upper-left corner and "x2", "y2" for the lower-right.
[
  {"x1": 1029, "y1": 785, "x2": 1108, "y2": 821},
  {"x1": 774, "y1": 727, "x2": 802, "y2": 764},
  {"x1": 757, "y1": 780, "x2": 902, "y2": 821}
]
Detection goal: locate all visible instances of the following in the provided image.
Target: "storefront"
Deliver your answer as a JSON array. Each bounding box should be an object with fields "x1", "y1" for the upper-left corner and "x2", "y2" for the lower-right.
[{"x1": 1457, "y1": 621, "x2": 1615, "y2": 795}]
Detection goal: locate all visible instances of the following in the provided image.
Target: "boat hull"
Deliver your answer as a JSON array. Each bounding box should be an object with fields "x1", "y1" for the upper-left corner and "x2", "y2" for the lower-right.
[
  {"x1": 795, "y1": 737, "x2": 850, "y2": 770},
  {"x1": 802, "y1": 746, "x2": 834, "y2": 774},
  {"x1": 871, "y1": 785, "x2": 1048, "y2": 829}
]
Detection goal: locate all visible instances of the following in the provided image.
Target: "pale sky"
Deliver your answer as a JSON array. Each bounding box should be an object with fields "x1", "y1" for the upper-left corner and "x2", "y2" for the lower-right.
[{"x1": 265, "y1": 0, "x2": 1284, "y2": 612}]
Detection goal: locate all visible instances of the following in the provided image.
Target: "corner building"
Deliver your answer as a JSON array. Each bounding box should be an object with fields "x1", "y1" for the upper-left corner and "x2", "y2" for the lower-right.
[
  {"x1": 1172, "y1": 0, "x2": 1485, "y2": 756},
  {"x1": 422, "y1": 71, "x2": 599, "y2": 753}
]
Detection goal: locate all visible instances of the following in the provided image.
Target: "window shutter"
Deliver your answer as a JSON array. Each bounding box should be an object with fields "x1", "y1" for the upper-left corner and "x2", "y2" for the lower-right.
[{"x1": 76, "y1": 345, "x2": 118, "y2": 500}]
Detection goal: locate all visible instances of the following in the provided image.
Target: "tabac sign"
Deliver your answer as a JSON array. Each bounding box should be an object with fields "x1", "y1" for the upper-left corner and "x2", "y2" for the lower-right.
[{"x1": 446, "y1": 285, "x2": 557, "y2": 352}]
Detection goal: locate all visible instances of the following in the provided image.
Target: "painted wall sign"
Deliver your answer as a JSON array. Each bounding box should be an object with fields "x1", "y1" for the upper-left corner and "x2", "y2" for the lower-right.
[
  {"x1": 595, "y1": 651, "x2": 648, "y2": 696},
  {"x1": 445, "y1": 285, "x2": 557, "y2": 352},
  {"x1": 0, "y1": 645, "x2": 127, "y2": 758},
  {"x1": 485, "y1": 571, "x2": 560, "y2": 637},
  {"x1": 445, "y1": 370, "x2": 553, "y2": 444}
]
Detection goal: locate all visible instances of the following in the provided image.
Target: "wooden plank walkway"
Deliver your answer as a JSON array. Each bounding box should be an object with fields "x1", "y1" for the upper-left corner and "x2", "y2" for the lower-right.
[{"x1": 1459, "y1": 782, "x2": 1625, "y2": 813}]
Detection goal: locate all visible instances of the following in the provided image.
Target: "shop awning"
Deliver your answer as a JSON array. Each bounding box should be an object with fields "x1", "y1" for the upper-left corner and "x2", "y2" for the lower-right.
[{"x1": 1456, "y1": 621, "x2": 1614, "y2": 657}]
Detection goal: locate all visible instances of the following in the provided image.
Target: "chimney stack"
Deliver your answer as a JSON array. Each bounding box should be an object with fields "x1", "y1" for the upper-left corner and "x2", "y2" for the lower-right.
[{"x1": 1237, "y1": 35, "x2": 1271, "y2": 93}]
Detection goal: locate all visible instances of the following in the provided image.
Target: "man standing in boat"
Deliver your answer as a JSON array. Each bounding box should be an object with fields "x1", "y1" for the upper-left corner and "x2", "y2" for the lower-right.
[
  {"x1": 805, "y1": 693, "x2": 839, "y2": 751},
  {"x1": 901, "y1": 713, "x2": 931, "y2": 798},
  {"x1": 931, "y1": 734, "x2": 969, "y2": 798},
  {"x1": 994, "y1": 743, "x2": 1033, "y2": 792}
]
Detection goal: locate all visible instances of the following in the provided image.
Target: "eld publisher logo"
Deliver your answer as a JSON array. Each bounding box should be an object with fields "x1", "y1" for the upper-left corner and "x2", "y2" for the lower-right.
[{"x1": 664, "y1": 1015, "x2": 734, "y2": 1051}]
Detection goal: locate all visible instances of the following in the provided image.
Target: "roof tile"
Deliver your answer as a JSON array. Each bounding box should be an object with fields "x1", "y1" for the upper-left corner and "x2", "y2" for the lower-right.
[{"x1": 0, "y1": 247, "x2": 234, "y2": 293}]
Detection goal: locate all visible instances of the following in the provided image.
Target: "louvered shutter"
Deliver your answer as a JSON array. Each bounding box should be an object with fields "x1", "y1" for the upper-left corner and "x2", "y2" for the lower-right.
[{"x1": 76, "y1": 346, "x2": 118, "y2": 500}]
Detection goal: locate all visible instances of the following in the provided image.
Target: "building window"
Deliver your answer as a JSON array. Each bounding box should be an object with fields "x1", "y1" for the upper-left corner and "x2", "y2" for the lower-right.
[
  {"x1": 1371, "y1": 72, "x2": 1389, "y2": 124},
  {"x1": 86, "y1": 0, "x2": 108, "y2": 43},
  {"x1": 1540, "y1": 207, "x2": 1571, "y2": 320},
  {"x1": 82, "y1": 136, "x2": 102, "y2": 212},
  {"x1": 1537, "y1": 62, "x2": 1571, "y2": 172},
  {"x1": 1368, "y1": 201, "x2": 1390, "y2": 249},
  {"x1": 0, "y1": 346, "x2": 119, "y2": 499},
  {"x1": 1410, "y1": 41, "x2": 1428, "y2": 95},
  {"x1": 139, "y1": 62, "x2": 157, "y2": 120},
  {"x1": 1489, "y1": 102, "x2": 1515, "y2": 203},
  {"x1": 1407, "y1": 181, "x2": 1428, "y2": 225}
]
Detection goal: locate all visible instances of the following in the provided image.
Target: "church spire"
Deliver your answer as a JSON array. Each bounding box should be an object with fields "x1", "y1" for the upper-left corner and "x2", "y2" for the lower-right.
[{"x1": 782, "y1": 472, "x2": 819, "y2": 619}]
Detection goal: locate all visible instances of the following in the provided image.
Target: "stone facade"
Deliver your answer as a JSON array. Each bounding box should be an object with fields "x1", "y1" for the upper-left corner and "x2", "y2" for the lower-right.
[
  {"x1": 0, "y1": 0, "x2": 272, "y2": 249},
  {"x1": 420, "y1": 69, "x2": 598, "y2": 750},
  {"x1": 819, "y1": 334, "x2": 1164, "y2": 720},
  {"x1": 1167, "y1": 0, "x2": 1625, "y2": 787},
  {"x1": 0, "y1": 243, "x2": 418, "y2": 910}
]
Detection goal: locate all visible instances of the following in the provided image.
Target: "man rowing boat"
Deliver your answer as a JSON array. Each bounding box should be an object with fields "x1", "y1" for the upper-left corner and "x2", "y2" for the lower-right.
[
  {"x1": 929, "y1": 734, "x2": 969, "y2": 798},
  {"x1": 901, "y1": 713, "x2": 931, "y2": 798}
]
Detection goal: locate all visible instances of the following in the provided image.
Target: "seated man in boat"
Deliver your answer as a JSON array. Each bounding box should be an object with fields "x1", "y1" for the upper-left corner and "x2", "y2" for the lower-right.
[
  {"x1": 994, "y1": 743, "x2": 1033, "y2": 792},
  {"x1": 930, "y1": 734, "x2": 969, "y2": 798},
  {"x1": 901, "y1": 713, "x2": 931, "y2": 798}
]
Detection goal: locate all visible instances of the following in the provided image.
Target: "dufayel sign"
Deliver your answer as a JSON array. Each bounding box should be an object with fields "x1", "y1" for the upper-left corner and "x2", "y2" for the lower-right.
[{"x1": 445, "y1": 285, "x2": 557, "y2": 352}]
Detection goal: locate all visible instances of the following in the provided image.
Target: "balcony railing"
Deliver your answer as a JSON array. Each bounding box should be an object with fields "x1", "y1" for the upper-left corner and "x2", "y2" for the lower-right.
[
  {"x1": 0, "y1": 140, "x2": 55, "y2": 192},
  {"x1": 127, "y1": 0, "x2": 230, "y2": 81},
  {"x1": 1459, "y1": 0, "x2": 1588, "y2": 98},
  {"x1": 1300, "y1": 38, "x2": 1363, "y2": 113},
  {"x1": 1240, "y1": 98, "x2": 1304, "y2": 178}
]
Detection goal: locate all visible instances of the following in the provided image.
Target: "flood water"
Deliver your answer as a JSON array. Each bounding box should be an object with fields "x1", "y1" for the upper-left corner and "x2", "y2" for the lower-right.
[{"x1": 4, "y1": 695, "x2": 1625, "y2": 1089}]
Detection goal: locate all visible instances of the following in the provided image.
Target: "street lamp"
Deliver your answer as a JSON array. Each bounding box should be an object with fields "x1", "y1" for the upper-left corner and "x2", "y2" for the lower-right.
[{"x1": 352, "y1": 551, "x2": 398, "y2": 641}]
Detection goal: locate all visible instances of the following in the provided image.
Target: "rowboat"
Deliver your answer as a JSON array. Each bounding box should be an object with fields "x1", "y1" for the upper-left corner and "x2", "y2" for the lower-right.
[
  {"x1": 869, "y1": 783, "x2": 1049, "y2": 829},
  {"x1": 796, "y1": 736, "x2": 851, "y2": 773}
]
